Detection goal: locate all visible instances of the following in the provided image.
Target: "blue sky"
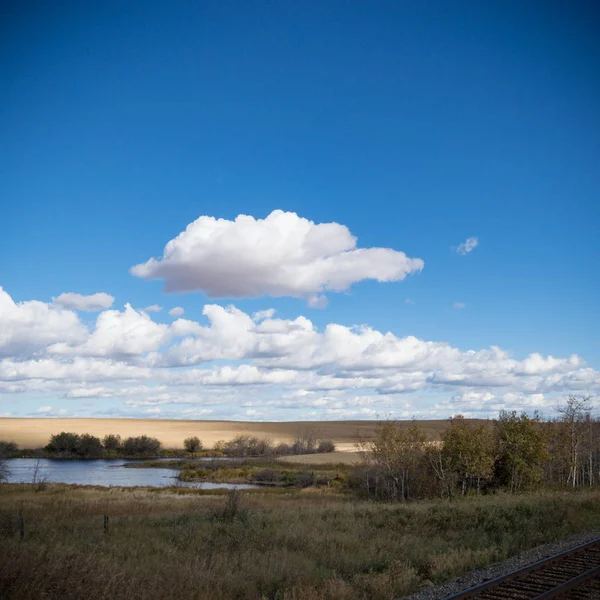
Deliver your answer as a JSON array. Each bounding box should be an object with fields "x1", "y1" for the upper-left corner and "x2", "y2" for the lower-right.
[{"x1": 1, "y1": 1, "x2": 599, "y2": 420}]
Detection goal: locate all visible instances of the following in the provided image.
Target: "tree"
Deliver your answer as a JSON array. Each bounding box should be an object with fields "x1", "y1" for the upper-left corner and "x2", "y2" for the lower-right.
[
  {"x1": 0, "y1": 459, "x2": 8, "y2": 483},
  {"x1": 0, "y1": 441, "x2": 18, "y2": 457},
  {"x1": 76, "y1": 434, "x2": 103, "y2": 458},
  {"x1": 557, "y1": 395, "x2": 592, "y2": 488},
  {"x1": 442, "y1": 416, "x2": 496, "y2": 495},
  {"x1": 291, "y1": 429, "x2": 317, "y2": 454},
  {"x1": 495, "y1": 411, "x2": 548, "y2": 493},
  {"x1": 103, "y1": 434, "x2": 122, "y2": 453},
  {"x1": 46, "y1": 432, "x2": 80, "y2": 455},
  {"x1": 362, "y1": 420, "x2": 426, "y2": 501},
  {"x1": 184, "y1": 436, "x2": 202, "y2": 454},
  {"x1": 122, "y1": 435, "x2": 161, "y2": 457}
]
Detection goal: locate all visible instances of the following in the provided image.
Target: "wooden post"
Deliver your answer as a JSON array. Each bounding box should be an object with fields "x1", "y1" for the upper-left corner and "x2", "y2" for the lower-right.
[{"x1": 104, "y1": 514, "x2": 109, "y2": 534}]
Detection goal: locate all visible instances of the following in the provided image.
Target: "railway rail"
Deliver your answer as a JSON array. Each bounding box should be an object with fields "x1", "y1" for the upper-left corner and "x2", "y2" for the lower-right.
[{"x1": 443, "y1": 538, "x2": 600, "y2": 600}]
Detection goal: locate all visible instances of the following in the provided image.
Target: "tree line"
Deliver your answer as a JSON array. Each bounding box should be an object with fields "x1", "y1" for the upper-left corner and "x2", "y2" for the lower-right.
[
  {"x1": 355, "y1": 394, "x2": 598, "y2": 501},
  {"x1": 0, "y1": 430, "x2": 336, "y2": 460}
]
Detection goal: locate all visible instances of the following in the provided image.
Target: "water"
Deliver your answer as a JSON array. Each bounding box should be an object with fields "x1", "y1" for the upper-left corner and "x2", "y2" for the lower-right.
[{"x1": 3, "y1": 458, "x2": 259, "y2": 490}]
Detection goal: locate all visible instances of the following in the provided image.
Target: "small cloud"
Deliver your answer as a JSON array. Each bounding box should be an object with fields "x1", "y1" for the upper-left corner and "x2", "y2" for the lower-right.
[
  {"x1": 307, "y1": 294, "x2": 328, "y2": 309},
  {"x1": 53, "y1": 292, "x2": 114, "y2": 311},
  {"x1": 32, "y1": 406, "x2": 71, "y2": 417},
  {"x1": 252, "y1": 309, "x2": 276, "y2": 322},
  {"x1": 453, "y1": 302, "x2": 466, "y2": 310},
  {"x1": 168, "y1": 307, "x2": 184, "y2": 317},
  {"x1": 456, "y1": 236, "x2": 478, "y2": 256},
  {"x1": 405, "y1": 298, "x2": 415, "y2": 305},
  {"x1": 143, "y1": 305, "x2": 162, "y2": 313}
]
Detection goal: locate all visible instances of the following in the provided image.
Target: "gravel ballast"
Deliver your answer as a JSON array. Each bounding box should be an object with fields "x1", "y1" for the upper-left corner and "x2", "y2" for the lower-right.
[{"x1": 402, "y1": 529, "x2": 600, "y2": 600}]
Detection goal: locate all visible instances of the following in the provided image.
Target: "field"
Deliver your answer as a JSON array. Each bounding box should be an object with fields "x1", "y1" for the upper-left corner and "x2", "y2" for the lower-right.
[
  {"x1": 0, "y1": 418, "x2": 455, "y2": 450},
  {"x1": 2, "y1": 484, "x2": 600, "y2": 599}
]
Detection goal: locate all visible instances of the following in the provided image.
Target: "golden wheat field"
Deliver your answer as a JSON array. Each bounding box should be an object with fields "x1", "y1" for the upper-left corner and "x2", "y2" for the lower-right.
[{"x1": 0, "y1": 417, "x2": 454, "y2": 450}]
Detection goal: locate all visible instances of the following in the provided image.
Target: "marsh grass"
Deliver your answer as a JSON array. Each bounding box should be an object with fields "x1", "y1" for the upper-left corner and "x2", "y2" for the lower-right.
[{"x1": 2, "y1": 484, "x2": 600, "y2": 599}]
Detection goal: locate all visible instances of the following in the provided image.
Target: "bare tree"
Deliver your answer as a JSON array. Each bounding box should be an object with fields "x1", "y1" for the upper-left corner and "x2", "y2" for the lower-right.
[
  {"x1": 0, "y1": 459, "x2": 8, "y2": 483},
  {"x1": 557, "y1": 395, "x2": 592, "y2": 488}
]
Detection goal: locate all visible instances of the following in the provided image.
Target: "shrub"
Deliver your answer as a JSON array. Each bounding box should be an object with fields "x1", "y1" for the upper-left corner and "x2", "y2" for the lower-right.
[
  {"x1": 274, "y1": 442, "x2": 292, "y2": 455},
  {"x1": 212, "y1": 488, "x2": 249, "y2": 522},
  {"x1": 0, "y1": 441, "x2": 18, "y2": 458},
  {"x1": 184, "y1": 436, "x2": 202, "y2": 454},
  {"x1": 103, "y1": 434, "x2": 122, "y2": 452},
  {"x1": 294, "y1": 471, "x2": 316, "y2": 488},
  {"x1": 76, "y1": 434, "x2": 103, "y2": 458},
  {"x1": 252, "y1": 469, "x2": 284, "y2": 484},
  {"x1": 317, "y1": 440, "x2": 336, "y2": 453},
  {"x1": 222, "y1": 435, "x2": 273, "y2": 457},
  {"x1": 122, "y1": 435, "x2": 162, "y2": 457},
  {"x1": 46, "y1": 432, "x2": 80, "y2": 455}
]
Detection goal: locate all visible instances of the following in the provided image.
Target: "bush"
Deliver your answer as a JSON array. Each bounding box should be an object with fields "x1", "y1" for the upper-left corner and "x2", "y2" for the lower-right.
[
  {"x1": 75, "y1": 434, "x2": 103, "y2": 458},
  {"x1": 0, "y1": 441, "x2": 18, "y2": 458},
  {"x1": 184, "y1": 436, "x2": 202, "y2": 454},
  {"x1": 221, "y1": 435, "x2": 273, "y2": 457},
  {"x1": 103, "y1": 434, "x2": 122, "y2": 452},
  {"x1": 274, "y1": 442, "x2": 292, "y2": 455},
  {"x1": 212, "y1": 488, "x2": 249, "y2": 522},
  {"x1": 294, "y1": 471, "x2": 316, "y2": 488},
  {"x1": 46, "y1": 432, "x2": 80, "y2": 455},
  {"x1": 122, "y1": 435, "x2": 162, "y2": 457},
  {"x1": 317, "y1": 440, "x2": 336, "y2": 453},
  {"x1": 252, "y1": 469, "x2": 284, "y2": 484}
]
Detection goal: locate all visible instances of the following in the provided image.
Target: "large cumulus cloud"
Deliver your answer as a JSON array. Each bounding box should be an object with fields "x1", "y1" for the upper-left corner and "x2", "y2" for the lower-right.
[{"x1": 130, "y1": 210, "x2": 424, "y2": 302}]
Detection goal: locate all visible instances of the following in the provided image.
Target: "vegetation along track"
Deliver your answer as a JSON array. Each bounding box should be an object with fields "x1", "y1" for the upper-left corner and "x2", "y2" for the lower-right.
[{"x1": 443, "y1": 539, "x2": 600, "y2": 600}]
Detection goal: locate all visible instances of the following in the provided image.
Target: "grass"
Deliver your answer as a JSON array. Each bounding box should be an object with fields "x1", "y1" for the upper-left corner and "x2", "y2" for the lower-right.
[
  {"x1": 2, "y1": 484, "x2": 600, "y2": 599},
  {"x1": 128, "y1": 457, "x2": 352, "y2": 488}
]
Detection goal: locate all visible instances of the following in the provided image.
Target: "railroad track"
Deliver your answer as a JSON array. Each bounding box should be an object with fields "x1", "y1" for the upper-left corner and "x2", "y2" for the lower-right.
[{"x1": 443, "y1": 539, "x2": 600, "y2": 600}]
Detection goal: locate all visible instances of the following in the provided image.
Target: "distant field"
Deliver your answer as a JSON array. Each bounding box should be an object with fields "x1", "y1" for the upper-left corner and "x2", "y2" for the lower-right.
[{"x1": 0, "y1": 417, "x2": 456, "y2": 449}]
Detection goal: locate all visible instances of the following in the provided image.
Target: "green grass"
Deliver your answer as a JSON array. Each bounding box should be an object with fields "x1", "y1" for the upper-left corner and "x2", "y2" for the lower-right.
[
  {"x1": 2, "y1": 484, "x2": 600, "y2": 599},
  {"x1": 129, "y1": 457, "x2": 352, "y2": 488}
]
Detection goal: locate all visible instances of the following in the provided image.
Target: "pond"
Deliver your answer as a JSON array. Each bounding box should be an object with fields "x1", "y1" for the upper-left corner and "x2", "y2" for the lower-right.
[{"x1": 2, "y1": 458, "x2": 259, "y2": 490}]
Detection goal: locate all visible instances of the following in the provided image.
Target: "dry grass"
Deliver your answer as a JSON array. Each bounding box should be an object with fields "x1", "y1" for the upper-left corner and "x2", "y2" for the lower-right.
[
  {"x1": 278, "y1": 452, "x2": 363, "y2": 465},
  {"x1": 2, "y1": 484, "x2": 600, "y2": 599},
  {"x1": 0, "y1": 418, "x2": 457, "y2": 450}
]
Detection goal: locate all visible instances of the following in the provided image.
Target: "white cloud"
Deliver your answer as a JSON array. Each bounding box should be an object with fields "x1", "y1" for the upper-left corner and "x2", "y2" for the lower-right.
[
  {"x1": 49, "y1": 304, "x2": 170, "y2": 357},
  {"x1": 143, "y1": 305, "x2": 162, "y2": 313},
  {"x1": 131, "y1": 210, "x2": 424, "y2": 303},
  {"x1": 252, "y1": 309, "x2": 276, "y2": 322},
  {"x1": 0, "y1": 287, "x2": 87, "y2": 357},
  {"x1": 456, "y1": 236, "x2": 478, "y2": 256},
  {"x1": 453, "y1": 302, "x2": 466, "y2": 310},
  {"x1": 32, "y1": 406, "x2": 71, "y2": 417},
  {"x1": 168, "y1": 306, "x2": 184, "y2": 317},
  {"x1": 307, "y1": 294, "x2": 328, "y2": 309},
  {"x1": 53, "y1": 292, "x2": 114, "y2": 311},
  {"x1": 0, "y1": 287, "x2": 598, "y2": 420}
]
